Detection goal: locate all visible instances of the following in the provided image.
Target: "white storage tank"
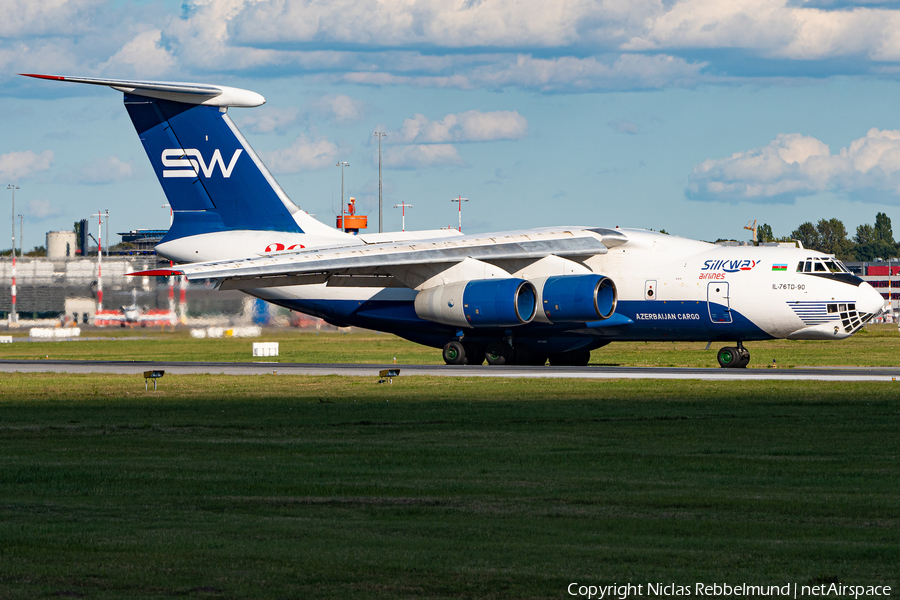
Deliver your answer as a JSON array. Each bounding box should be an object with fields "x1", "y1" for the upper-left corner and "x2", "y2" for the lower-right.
[{"x1": 46, "y1": 231, "x2": 77, "y2": 259}]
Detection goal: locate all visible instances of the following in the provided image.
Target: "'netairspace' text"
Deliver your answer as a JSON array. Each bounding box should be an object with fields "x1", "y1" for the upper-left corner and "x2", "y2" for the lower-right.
[{"x1": 567, "y1": 582, "x2": 892, "y2": 599}]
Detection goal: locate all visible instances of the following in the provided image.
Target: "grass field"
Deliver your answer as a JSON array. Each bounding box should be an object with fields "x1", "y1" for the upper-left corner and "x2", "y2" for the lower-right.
[
  {"x1": 0, "y1": 373, "x2": 898, "y2": 599},
  {"x1": 3, "y1": 322, "x2": 900, "y2": 367}
]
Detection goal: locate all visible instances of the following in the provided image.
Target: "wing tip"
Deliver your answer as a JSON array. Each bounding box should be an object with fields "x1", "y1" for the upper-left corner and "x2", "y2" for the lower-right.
[
  {"x1": 127, "y1": 269, "x2": 184, "y2": 277},
  {"x1": 20, "y1": 73, "x2": 65, "y2": 81}
]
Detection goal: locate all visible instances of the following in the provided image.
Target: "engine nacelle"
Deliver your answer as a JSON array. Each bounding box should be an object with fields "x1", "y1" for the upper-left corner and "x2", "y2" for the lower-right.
[
  {"x1": 414, "y1": 278, "x2": 537, "y2": 329},
  {"x1": 532, "y1": 274, "x2": 617, "y2": 324}
]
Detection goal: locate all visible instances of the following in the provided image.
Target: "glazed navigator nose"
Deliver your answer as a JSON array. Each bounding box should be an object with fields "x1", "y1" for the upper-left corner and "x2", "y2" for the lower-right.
[{"x1": 859, "y1": 281, "x2": 888, "y2": 319}]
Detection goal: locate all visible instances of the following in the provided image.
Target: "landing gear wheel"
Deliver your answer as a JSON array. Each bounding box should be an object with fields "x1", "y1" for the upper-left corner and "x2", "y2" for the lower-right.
[
  {"x1": 736, "y1": 347, "x2": 750, "y2": 368},
  {"x1": 463, "y1": 342, "x2": 485, "y2": 366},
  {"x1": 442, "y1": 341, "x2": 466, "y2": 365},
  {"x1": 485, "y1": 342, "x2": 511, "y2": 366},
  {"x1": 716, "y1": 346, "x2": 745, "y2": 369}
]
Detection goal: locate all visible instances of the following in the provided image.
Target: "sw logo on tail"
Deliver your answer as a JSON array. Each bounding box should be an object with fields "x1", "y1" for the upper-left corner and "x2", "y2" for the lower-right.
[{"x1": 162, "y1": 148, "x2": 242, "y2": 178}]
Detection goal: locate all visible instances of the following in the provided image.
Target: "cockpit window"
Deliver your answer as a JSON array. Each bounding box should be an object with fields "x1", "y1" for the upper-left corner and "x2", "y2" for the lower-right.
[{"x1": 799, "y1": 257, "x2": 852, "y2": 275}]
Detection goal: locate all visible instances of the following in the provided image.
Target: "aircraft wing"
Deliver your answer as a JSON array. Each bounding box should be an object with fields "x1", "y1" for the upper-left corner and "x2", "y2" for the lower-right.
[{"x1": 134, "y1": 227, "x2": 625, "y2": 290}]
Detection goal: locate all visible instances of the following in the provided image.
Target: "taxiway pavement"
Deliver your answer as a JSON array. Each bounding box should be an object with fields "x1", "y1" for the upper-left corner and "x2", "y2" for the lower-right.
[{"x1": 2, "y1": 360, "x2": 899, "y2": 381}]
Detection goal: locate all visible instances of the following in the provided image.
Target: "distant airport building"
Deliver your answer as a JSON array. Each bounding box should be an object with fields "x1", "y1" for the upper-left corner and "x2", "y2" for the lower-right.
[
  {"x1": 0, "y1": 227, "x2": 243, "y2": 323},
  {"x1": 845, "y1": 261, "x2": 899, "y2": 315},
  {"x1": 46, "y1": 231, "x2": 77, "y2": 259},
  {"x1": 117, "y1": 229, "x2": 168, "y2": 254}
]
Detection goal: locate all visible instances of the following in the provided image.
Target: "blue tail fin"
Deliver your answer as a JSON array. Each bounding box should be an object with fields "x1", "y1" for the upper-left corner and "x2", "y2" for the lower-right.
[{"x1": 124, "y1": 94, "x2": 303, "y2": 241}]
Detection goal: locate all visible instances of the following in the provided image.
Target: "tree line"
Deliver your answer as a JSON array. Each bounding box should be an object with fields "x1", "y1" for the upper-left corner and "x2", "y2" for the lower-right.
[{"x1": 757, "y1": 212, "x2": 897, "y2": 261}]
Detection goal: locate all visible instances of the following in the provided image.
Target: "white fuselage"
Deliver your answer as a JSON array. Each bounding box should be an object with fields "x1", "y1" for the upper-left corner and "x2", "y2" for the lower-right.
[{"x1": 157, "y1": 228, "x2": 885, "y2": 345}]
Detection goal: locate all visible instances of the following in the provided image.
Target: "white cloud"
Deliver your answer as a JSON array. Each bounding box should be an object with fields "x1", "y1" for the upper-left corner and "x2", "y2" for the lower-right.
[
  {"x1": 26, "y1": 198, "x2": 63, "y2": 220},
  {"x1": 98, "y1": 29, "x2": 175, "y2": 77},
  {"x1": 375, "y1": 109, "x2": 525, "y2": 169},
  {"x1": 0, "y1": 0, "x2": 101, "y2": 37},
  {"x1": 0, "y1": 150, "x2": 53, "y2": 181},
  {"x1": 236, "y1": 107, "x2": 300, "y2": 133},
  {"x1": 262, "y1": 133, "x2": 340, "y2": 172},
  {"x1": 472, "y1": 53, "x2": 710, "y2": 91},
  {"x1": 343, "y1": 53, "x2": 710, "y2": 92},
  {"x1": 78, "y1": 156, "x2": 135, "y2": 184},
  {"x1": 13, "y1": 0, "x2": 900, "y2": 97},
  {"x1": 0, "y1": 41, "x2": 93, "y2": 82},
  {"x1": 0, "y1": 0, "x2": 711, "y2": 94},
  {"x1": 389, "y1": 110, "x2": 528, "y2": 144},
  {"x1": 160, "y1": 0, "x2": 282, "y2": 72},
  {"x1": 687, "y1": 129, "x2": 900, "y2": 203},
  {"x1": 382, "y1": 144, "x2": 463, "y2": 169},
  {"x1": 231, "y1": 0, "x2": 631, "y2": 49},
  {"x1": 623, "y1": 0, "x2": 900, "y2": 62},
  {"x1": 307, "y1": 94, "x2": 367, "y2": 124},
  {"x1": 225, "y1": 0, "x2": 900, "y2": 82}
]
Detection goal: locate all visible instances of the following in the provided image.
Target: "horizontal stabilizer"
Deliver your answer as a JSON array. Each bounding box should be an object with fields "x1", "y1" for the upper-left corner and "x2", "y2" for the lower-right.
[
  {"x1": 20, "y1": 74, "x2": 265, "y2": 107},
  {"x1": 126, "y1": 269, "x2": 185, "y2": 277}
]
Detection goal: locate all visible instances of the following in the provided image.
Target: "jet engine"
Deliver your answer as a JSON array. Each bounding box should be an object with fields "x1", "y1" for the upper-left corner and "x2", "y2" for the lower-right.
[
  {"x1": 414, "y1": 278, "x2": 537, "y2": 328},
  {"x1": 532, "y1": 274, "x2": 617, "y2": 323}
]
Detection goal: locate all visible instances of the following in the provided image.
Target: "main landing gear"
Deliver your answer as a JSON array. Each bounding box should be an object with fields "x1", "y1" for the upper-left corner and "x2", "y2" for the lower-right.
[
  {"x1": 442, "y1": 340, "x2": 584, "y2": 366},
  {"x1": 442, "y1": 340, "x2": 487, "y2": 366},
  {"x1": 717, "y1": 342, "x2": 750, "y2": 369}
]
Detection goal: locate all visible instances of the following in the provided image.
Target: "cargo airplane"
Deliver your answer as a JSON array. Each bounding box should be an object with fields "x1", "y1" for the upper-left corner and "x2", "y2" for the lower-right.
[{"x1": 24, "y1": 74, "x2": 886, "y2": 368}]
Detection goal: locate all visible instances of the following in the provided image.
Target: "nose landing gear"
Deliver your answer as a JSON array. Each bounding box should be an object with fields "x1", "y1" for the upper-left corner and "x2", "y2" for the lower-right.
[{"x1": 717, "y1": 342, "x2": 750, "y2": 368}]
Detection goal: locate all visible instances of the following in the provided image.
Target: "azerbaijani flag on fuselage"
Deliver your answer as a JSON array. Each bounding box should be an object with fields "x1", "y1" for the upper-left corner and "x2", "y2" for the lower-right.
[{"x1": 772, "y1": 263, "x2": 788, "y2": 271}]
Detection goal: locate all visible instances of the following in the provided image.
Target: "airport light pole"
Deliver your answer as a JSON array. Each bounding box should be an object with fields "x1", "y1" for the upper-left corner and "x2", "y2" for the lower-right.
[
  {"x1": 451, "y1": 195, "x2": 468, "y2": 232},
  {"x1": 17, "y1": 214, "x2": 23, "y2": 258},
  {"x1": 336, "y1": 161, "x2": 349, "y2": 233},
  {"x1": 890, "y1": 260, "x2": 894, "y2": 318},
  {"x1": 179, "y1": 271, "x2": 188, "y2": 324},
  {"x1": 374, "y1": 132, "x2": 386, "y2": 233},
  {"x1": 7, "y1": 185, "x2": 18, "y2": 325},
  {"x1": 393, "y1": 202, "x2": 413, "y2": 232},
  {"x1": 105, "y1": 209, "x2": 109, "y2": 257},
  {"x1": 91, "y1": 211, "x2": 104, "y2": 314}
]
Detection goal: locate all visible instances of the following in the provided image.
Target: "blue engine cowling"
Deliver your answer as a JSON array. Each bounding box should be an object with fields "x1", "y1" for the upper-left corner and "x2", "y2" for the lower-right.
[
  {"x1": 414, "y1": 278, "x2": 537, "y2": 329},
  {"x1": 533, "y1": 274, "x2": 617, "y2": 323}
]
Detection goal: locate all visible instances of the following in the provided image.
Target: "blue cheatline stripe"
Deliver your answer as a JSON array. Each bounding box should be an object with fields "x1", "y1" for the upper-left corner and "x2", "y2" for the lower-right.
[
  {"x1": 265, "y1": 296, "x2": 773, "y2": 347},
  {"x1": 787, "y1": 301, "x2": 843, "y2": 325}
]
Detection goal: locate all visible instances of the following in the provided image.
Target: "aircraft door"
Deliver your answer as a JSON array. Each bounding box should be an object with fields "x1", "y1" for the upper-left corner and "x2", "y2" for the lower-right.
[
  {"x1": 707, "y1": 282, "x2": 732, "y2": 324},
  {"x1": 644, "y1": 280, "x2": 657, "y2": 300}
]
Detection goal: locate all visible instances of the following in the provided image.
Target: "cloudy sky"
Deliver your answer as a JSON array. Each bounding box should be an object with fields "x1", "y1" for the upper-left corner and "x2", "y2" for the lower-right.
[{"x1": 5, "y1": 0, "x2": 900, "y2": 248}]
